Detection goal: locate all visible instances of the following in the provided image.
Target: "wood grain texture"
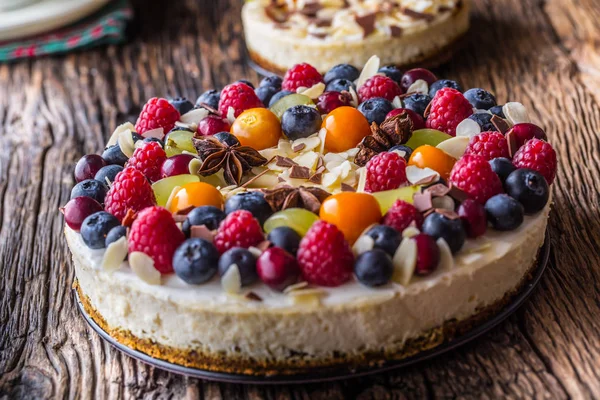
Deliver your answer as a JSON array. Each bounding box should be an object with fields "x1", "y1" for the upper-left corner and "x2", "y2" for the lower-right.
[{"x1": 1, "y1": 0, "x2": 600, "y2": 398}]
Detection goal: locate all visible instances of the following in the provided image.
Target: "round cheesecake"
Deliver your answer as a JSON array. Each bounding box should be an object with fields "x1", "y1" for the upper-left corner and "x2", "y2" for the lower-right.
[{"x1": 243, "y1": 0, "x2": 470, "y2": 73}]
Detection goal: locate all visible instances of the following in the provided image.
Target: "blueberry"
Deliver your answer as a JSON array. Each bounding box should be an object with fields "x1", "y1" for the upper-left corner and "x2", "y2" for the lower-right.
[
  {"x1": 485, "y1": 194, "x2": 524, "y2": 231},
  {"x1": 354, "y1": 249, "x2": 394, "y2": 287},
  {"x1": 80, "y1": 211, "x2": 120, "y2": 249},
  {"x1": 464, "y1": 88, "x2": 496, "y2": 110},
  {"x1": 267, "y1": 226, "x2": 301, "y2": 255},
  {"x1": 182, "y1": 206, "x2": 226, "y2": 236},
  {"x1": 489, "y1": 105, "x2": 505, "y2": 118},
  {"x1": 218, "y1": 247, "x2": 258, "y2": 286},
  {"x1": 468, "y1": 113, "x2": 497, "y2": 132},
  {"x1": 504, "y1": 169, "x2": 549, "y2": 214},
  {"x1": 281, "y1": 105, "x2": 322, "y2": 140},
  {"x1": 102, "y1": 144, "x2": 128, "y2": 166},
  {"x1": 169, "y1": 97, "x2": 194, "y2": 115},
  {"x1": 224, "y1": 191, "x2": 272, "y2": 225},
  {"x1": 429, "y1": 79, "x2": 462, "y2": 98},
  {"x1": 422, "y1": 212, "x2": 466, "y2": 253},
  {"x1": 196, "y1": 89, "x2": 220, "y2": 110},
  {"x1": 325, "y1": 78, "x2": 356, "y2": 93},
  {"x1": 358, "y1": 97, "x2": 394, "y2": 125},
  {"x1": 213, "y1": 132, "x2": 240, "y2": 147},
  {"x1": 323, "y1": 64, "x2": 360, "y2": 84},
  {"x1": 255, "y1": 85, "x2": 279, "y2": 106},
  {"x1": 105, "y1": 225, "x2": 127, "y2": 247},
  {"x1": 260, "y1": 75, "x2": 282, "y2": 90},
  {"x1": 268, "y1": 90, "x2": 294, "y2": 107},
  {"x1": 402, "y1": 93, "x2": 432, "y2": 118},
  {"x1": 378, "y1": 65, "x2": 403, "y2": 84},
  {"x1": 173, "y1": 238, "x2": 220, "y2": 284},
  {"x1": 95, "y1": 165, "x2": 123, "y2": 185},
  {"x1": 131, "y1": 132, "x2": 144, "y2": 143},
  {"x1": 71, "y1": 179, "x2": 108, "y2": 204},
  {"x1": 489, "y1": 157, "x2": 516, "y2": 184},
  {"x1": 364, "y1": 225, "x2": 401, "y2": 256},
  {"x1": 389, "y1": 145, "x2": 413, "y2": 161},
  {"x1": 143, "y1": 137, "x2": 165, "y2": 147}
]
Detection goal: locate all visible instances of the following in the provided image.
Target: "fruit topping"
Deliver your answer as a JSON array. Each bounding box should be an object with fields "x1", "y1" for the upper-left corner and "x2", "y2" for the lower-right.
[
  {"x1": 95, "y1": 165, "x2": 123, "y2": 185},
  {"x1": 354, "y1": 249, "x2": 394, "y2": 287},
  {"x1": 512, "y1": 138, "x2": 557, "y2": 184},
  {"x1": 225, "y1": 191, "x2": 273, "y2": 225},
  {"x1": 403, "y1": 93, "x2": 432, "y2": 118},
  {"x1": 464, "y1": 131, "x2": 509, "y2": 161},
  {"x1": 75, "y1": 154, "x2": 107, "y2": 183},
  {"x1": 365, "y1": 151, "x2": 408, "y2": 193},
  {"x1": 507, "y1": 123, "x2": 548, "y2": 148},
  {"x1": 80, "y1": 211, "x2": 121, "y2": 249},
  {"x1": 126, "y1": 141, "x2": 167, "y2": 182},
  {"x1": 151, "y1": 174, "x2": 199, "y2": 206},
  {"x1": 196, "y1": 89, "x2": 220, "y2": 110},
  {"x1": 504, "y1": 169, "x2": 549, "y2": 214},
  {"x1": 325, "y1": 79, "x2": 356, "y2": 93},
  {"x1": 263, "y1": 208, "x2": 319, "y2": 236},
  {"x1": 255, "y1": 85, "x2": 279, "y2": 106},
  {"x1": 182, "y1": 205, "x2": 226, "y2": 236},
  {"x1": 426, "y1": 88, "x2": 473, "y2": 136},
  {"x1": 128, "y1": 206, "x2": 185, "y2": 273},
  {"x1": 378, "y1": 65, "x2": 403, "y2": 84},
  {"x1": 389, "y1": 144, "x2": 413, "y2": 161},
  {"x1": 256, "y1": 247, "x2": 300, "y2": 291},
  {"x1": 297, "y1": 220, "x2": 354, "y2": 287},
  {"x1": 422, "y1": 212, "x2": 466, "y2": 254},
  {"x1": 62, "y1": 196, "x2": 104, "y2": 232},
  {"x1": 468, "y1": 113, "x2": 497, "y2": 132},
  {"x1": 319, "y1": 192, "x2": 382, "y2": 244},
  {"x1": 169, "y1": 182, "x2": 224, "y2": 213},
  {"x1": 371, "y1": 185, "x2": 421, "y2": 214},
  {"x1": 70, "y1": 179, "x2": 108, "y2": 204},
  {"x1": 169, "y1": 97, "x2": 194, "y2": 115},
  {"x1": 404, "y1": 128, "x2": 451, "y2": 149},
  {"x1": 382, "y1": 199, "x2": 423, "y2": 232},
  {"x1": 316, "y1": 91, "x2": 352, "y2": 114},
  {"x1": 164, "y1": 129, "x2": 196, "y2": 157},
  {"x1": 268, "y1": 90, "x2": 294, "y2": 108},
  {"x1": 173, "y1": 238, "x2": 220, "y2": 284},
  {"x1": 489, "y1": 157, "x2": 516, "y2": 184},
  {"x1": 281, "y1": 105, "x2": 322, "y2": 140},
  {"x1": 489, "y1": 105, "x2": 505, "y2": 118},
  {"x1": 230, "y1": 108, "x2": 282, "y2": 150},
  {"x1": 260, "y1": 75, "x2": 283, "y2": 90},
  {"x1": 400, "y1": 68, "x2": 437, "y2": 92},
  {"x1": 322, "y1": 106, "x2": 371, "y2": 152},
  {"x1": 197, "y1": 115, "x2": 231, "y2": 137},
  {"x1": 218, "y1": 82, "x2": 264, "y2": 118},
  {"x1": 484, "y1": 194, "x2": 524, "y2": 231},
  {"x1": 105, "y1": 167, "x2": 157, "y2": 221},
  {"x1": 214, "y1": 210, "x2": 264, "y2": 254},
  {"x1": 135, "y1": 97, "x2": 180, "y2": 134},
  {"x1": 105, "y1": 225, "x2": 127, "y2": 247},
  {"x1": 457, "y1": 198, "x2": 487, "y2": 238},
  {"x1": 413, "y1": 233, "x2": 440, "y2": 275},
  {"x1": 357, "y1": 97, "x2": 394, "y2": 125},
  {"x1": 386, "y1": 108, "x2": 425, "y2": 130},
  {"x1": 266, "y1": 226, "x2": 302, "y2": 255},
  {"x1": 450, "y1": 154, "x2": 503, "y2": 204},
  {"x1": 408, "y1": 145, "x2": 456, "y2": 180},
  {"x1": 463, "y1": 88, "x2": 497, "y2": 110},
  {"x1": 218, "y1": 247, "x2": 258, "y2": 286},
  {"x1": 160, "y1": 154, "x2": 196, "y2": 178},
  {"x1": 358, "y1": 75, "x2": 403, "y2": 102},
  {"x1": 428, "y1": 79, "x2": 462, "y2": 98},
  {"x1": 324, "y1": 63, "x2": 360, "y2": 84},
  {"x1": 102, "y1": 144, "x2": 129, "y2": 166},
  {"x1": 282, "y1": 63, "x2": 323, "y2": 92},
  {"x1": 364, "y1": 225, "x2": 401, "y2": 256}
]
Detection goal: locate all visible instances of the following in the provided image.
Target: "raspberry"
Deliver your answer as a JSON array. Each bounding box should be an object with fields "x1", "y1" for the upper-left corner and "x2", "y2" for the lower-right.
[
  {"x1": 282, "y1": 63, "x2": 323, "y2": 92},
  {"x1": 365, "y1": 152, "x2": 408, "y2": 193},
  {"x1": 218, "y1": 82, "x2": 264, "y2": 118},
  {"x1": 512, "y1": 138, "x2": 557, "y2": 184},
  {"x1": 128, "y1": 206, "x2": 185, "y2": 273},
  {"x1": 382, "y1": 200, "x2": 424, "y2": 232},
  {"x1": 297, "y1": 221, "x2": 354, "y2": 287},
  {"x1": 464, "y1": 131, "x2": 509, "y2": 161},
  {"x1": 126, "y1": 141, "x2": 167, "y2": 182},
  {"x1": 104, "y1": 167, "x2": 157, "y2": 222},
  {"x1": 450, "y1": 154, "x2": 503, "y2": 204},
  {"x1": 135, "y1": 97, "x2": 180, "y2": 134},
  {"x1": 358, "y1": 75, "x2": 403, "y2": 102},
  {"x1": 425, "y1": 88, "x2": 473, "y2": 136},
  {"x1": 213, "y1": 210, "x2": 264, "y2": 254}
]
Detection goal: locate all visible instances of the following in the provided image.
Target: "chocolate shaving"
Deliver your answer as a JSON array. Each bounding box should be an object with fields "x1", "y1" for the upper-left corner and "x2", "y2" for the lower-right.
[
  {"x1": 199, "y1": 102, "x2": 220, "y2": 116},
  {"x1": 355, "y1": 13, "x2": 377, "y2": 37},
  {"x1": 122, "y1": 209, "x2": 138, "y2": 227},
  {"x1": 423, "y1": 101, "x2": 432, "y2": 118},
  {"x1": 298, "y1": 1, "x2": 321, "y2": 17},
  {"x1": 491, "y1": 114, "x2": 510, "y2": 134},
  {"x1": 390, "y1": 26, "x2": 403, "y2": 37},
  {"x1": 292, "y1": 143, "x2": 306, "y2": 152},
  {"x1": 316, "y1": 156, "x2": 324, "y2": 170},
  {"x1": 308, "y1": 172, "x2": 323, "y2": 184},
  {"x1": 172, "y1": 214, "x2": 188, "y2": 223},
  {"x1": 506, "y1": 129, "x2": 520, "y2": 157},
  {"x1": 424, "y1": 183, "x2": 450, "y2": 197},
  {"x1": 263, "y1": 186, "x2": 331, "y2": 214},
  {"x1": 435, "y1": 208, "x2": 460, "y2": 220},
  {"x1": 241, "y1": 168, "x2": 270, "y2": 188},
  {"x1": 341, "y1": 183, "x2": 356, "y2": 192},
  {"x1": 266, "y1": 3, "x2": 290, "y2": 23},
  {"x1": 413, "y1": 192, "x2": 433, "y2": 212},
  {"x1": 278, "y1": 176, "x2": 286, "y2": 183},
  {"x1": 314, "y1": 18, "x2": 332, "y2": 28},
  {"x1": 245, "y1": 292, "x2": 263, "y2": 302},
  {"x1": 190, "y1": 225, "x2": 215, "y2": 242},
  {"x1": 309, "y1": 32, "x2": 328, "y2": 39},
  {"x1": 275, "y1": 155, "x2": 298, "y2": 168},
  {"x1": 438, "y1": 5, "x2": 452, "y2": 12},
  {"x1": 402, "y1": 8, "x2": 435, "y2": 22},
  {"x1": 447, "y1": 183, "x2": 469, "y2": 203},
  {"x1": 289, "y1": 165, "x2": 311, "y2": 179}
]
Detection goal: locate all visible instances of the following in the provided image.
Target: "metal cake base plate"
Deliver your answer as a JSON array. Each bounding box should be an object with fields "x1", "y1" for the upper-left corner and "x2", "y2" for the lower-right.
[{"x1": 74, "y1": 233, "x2": 550, "y2": 384}]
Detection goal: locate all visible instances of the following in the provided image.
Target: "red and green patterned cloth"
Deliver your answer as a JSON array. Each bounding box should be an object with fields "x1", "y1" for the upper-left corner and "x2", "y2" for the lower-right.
[{"x1": 0, "y1": 0, "x2": 133, "y2": 62}]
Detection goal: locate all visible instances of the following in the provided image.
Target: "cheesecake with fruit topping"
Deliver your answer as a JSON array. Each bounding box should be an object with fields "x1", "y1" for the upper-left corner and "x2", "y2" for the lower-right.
[
  {"x1": 63, "y1": 57, "x2": 555, "y2": 375},
  {"x1": 242, "y1": 0, "x2": 470, "y2": 73}
]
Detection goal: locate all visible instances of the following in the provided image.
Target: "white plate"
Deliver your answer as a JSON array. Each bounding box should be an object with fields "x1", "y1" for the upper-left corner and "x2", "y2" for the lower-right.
[{"x1": 0, "y1": 0, "x2": 111, "y2": 42}]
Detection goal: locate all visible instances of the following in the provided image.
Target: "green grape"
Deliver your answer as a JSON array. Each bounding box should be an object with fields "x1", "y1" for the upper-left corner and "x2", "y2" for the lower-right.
[
  {"x1": 165, "y1": 130, "x2": 196, "y2": 157},
  {"x1": 269, "y1": 94, "x2": 314, "y2": 119},
  {"x1": 152, "y1": 174, "x2": 199, "y2": 206},
  {"x1": 405, "y1": 129, "x2": 452, "y2": 150},
  {"x1": 263, "y1": 208, "x2": 319, "y2": 236},
  {"x1": 371, "y1": 185, "x2": 421, "y2": 214}
]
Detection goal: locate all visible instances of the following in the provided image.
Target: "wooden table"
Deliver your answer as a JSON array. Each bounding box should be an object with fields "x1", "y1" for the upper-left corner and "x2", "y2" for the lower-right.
[{"x1": 1, "y1": 0, "x2": 599, "y2": 398}]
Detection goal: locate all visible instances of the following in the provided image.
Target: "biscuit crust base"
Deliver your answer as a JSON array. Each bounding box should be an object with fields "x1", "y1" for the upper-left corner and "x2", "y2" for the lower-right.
[{"x1": 74, "y1": 256, "x2": 539, "y2": 377}]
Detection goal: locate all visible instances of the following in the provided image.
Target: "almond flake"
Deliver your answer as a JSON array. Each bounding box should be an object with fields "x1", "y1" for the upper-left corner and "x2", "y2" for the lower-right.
[
  {"x1": 283, "y1": 281, "x2": 309, "y2": 293},
  {"x1": 298, "y1": 82, "x2": 325, "y2": 99},
  {"x1": 288, "y1": 288, "x2": 326, "y2": 306},
  {"x1": 406, "y1": 166, "x2": 439, "y2": 185},
  {"x1": 248, "y1": 246, "x2": 263, "y2": 258},
  {"x1": 226, "y1": 106, "x2": 236, "y2": 124},
  {"x1": 165, "y1": 185, "x2": 181, "y2": 211},
  {"x1": 142, "y1": 127, "x2": 165, "y2": 140},
  {"x1": 118, "y1": 129, "x2": 136, "y2": 158},
  {"x1": 101, "y1": 237, "x2": 128, "y2": 272},
  {"x1": 293, "y1": 151, "x2": 319, "y2": 170},
  {"x1": 455, "y1": 118, "x2": 481, "y2": 138},
  {"x1": 436, "y1": 238, "x2": 454, "y2": 270},
  {"x1": 107, "y1": 122, "x2": 135, "y2": 147},
  {"x1": 348, "y1": 86, "x2": 359, "y2": 107},
  {"x1": 436, "y1": 136, "x2": 469, "y2": 159},
  {"x1": 321, "y1": 171, "x2": 340, "y2": 188},
  {"x1": 318, "y1": 128, "x2": 327, "y2": 153},
  {"x1": 352, "y1": 234, "x2": 375, "y2": 256},
  {"x1": 392, "y1": 238, "x2": 417, "y2": 286},
  {"x1": 129, "y1": 252, "x2": 161, "y2": 285},
  {"x1": 402, "y1": 226, "x2": 420, "y2": 238},
  {"x1": 406, "y1": 79, "x2": 428, "y2": 95},
  {"x1": 292, "y1": 135, "x2": 321, "y2": 152},
  {"x1": 392, "y1": 96, "x2": 403, "y2": 109},
  {"x1": 356, "y1": 167, "x2": 367, "y2": 192},
  {"x1": 503, "y1": 102, "x2": 530, "y2": 125},
  {"x1": 180, "y1": 108, "x2": 209, "y2": 124},
  {"x1": 221, "y1": 264, "x2": 242, "y2": 293},
  {"x1": 356, "y1": 55, "x2": 380, "y2": 89},
  {"x1": 188, "y1": 158, "x2": 202, "y2": 175}
]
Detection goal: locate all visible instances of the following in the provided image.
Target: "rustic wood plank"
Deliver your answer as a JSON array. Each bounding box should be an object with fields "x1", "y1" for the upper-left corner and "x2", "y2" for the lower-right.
[{"x1": 1, "y1": 0, "x2": 600, "y2": 398}]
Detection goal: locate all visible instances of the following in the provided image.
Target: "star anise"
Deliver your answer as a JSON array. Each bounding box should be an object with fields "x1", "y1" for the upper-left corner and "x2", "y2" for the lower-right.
[
  {"x1": 355, "y1": 112, "x2": 413, "y2": 166},
  {"x1": 192, "y1": 136, "x2": 267, "y2": 186},
  {"x1": 263, "y1": 186, "x2": 331, "y2": 214}
]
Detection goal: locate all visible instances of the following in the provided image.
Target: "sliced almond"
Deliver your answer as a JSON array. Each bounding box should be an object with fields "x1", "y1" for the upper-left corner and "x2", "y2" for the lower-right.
[
  {"x1": 118, "y1": 129, "x2": 136, "y2": 158},
  {"x1": 348, "y1": 86, "x2": 359, "y2": 107},
  {"x1": 283, "y1": 281, "x2": 309, "y2": 293},
  {"x1": 165, "y1": 185, "x2": 181, "y2": 211},
  {"x1": 292, "y1": 135, "x2": 321, "y2": 152},
  {"x1": 142, "y1": 127, "x2": 165, "y2": 140},
  {"x1": 226, "y1": 106, "x2": 236, "y2": 124},
  {"x1": 330, "y1": 160, "x2": 353, "y2": 180},
  {"x1": 323, "y1": 152, "x2": 346, "y2": 164},
  {"x1": 392, "y1": 95, "x2": 403, "y2": 109},
  {"x1": 455, "y1": 118, "x2": 481, "y2": 138},
  {"x1": 318, "y1": 128, "x2": 327, "y2": 154},
  {"x1": 293, "y1": 151, "x2": 319, "y2": 170},
  {"x1": 221, "y1": 264, "x2": 242, "y2": 294},
  {"x1": 356, "y1": 55, "x2": 380, "y2": 89},
  {"x1": 288, "y1": 288, "x2": 326, "y2": 306},
  {"x1": 352, "y1": 234, "x2": 375, "y2": 256},
  {"x1": 107, "y1": 122, "x2": 135, "y2": 147},
  {"x1": 436, "y1": 136, "x2": 470, "y2": 159},
  {"x1": 503, "y1": 102, "x2": 530, "y2": 125},
  {"x1": 436, "y1": 238, "x2": 454, "y2": 271},
  {"x1": 406, "y1": 79, "x2": 428, "y2": 95},
  {"x1": 188, "y1": 158, "x2": 202, "y2": 175},
  {"x1": 129, "y1": 252, "x2": 161, "y2": 285},
  {"x1": 356, "y1": 167, "x2": 367, "y2": 192},
  {"x1": 406, "y1": 166, "x2": 439, "y2": 185},
  {"x1": 101, "y1": 237, "x2": 128, "y2": 272},
  {"x1": 298, "y1": 82, "x2": 325, "y2": 99},
  {"x1": 248, "y1": 246, "x2": 263, "y2": 258},
  {"x1": 392, "y1": 237, "x2": 417, "y2": 286},
  {"x1": 321, "y1": 171, "x2": 341, "y2": 188},
  {"x1": 180, "y1": 108, "x2": 209, "y2": 124},
  {"x1": 402, "y1": 226, "x2": 420, "y2": 238}
]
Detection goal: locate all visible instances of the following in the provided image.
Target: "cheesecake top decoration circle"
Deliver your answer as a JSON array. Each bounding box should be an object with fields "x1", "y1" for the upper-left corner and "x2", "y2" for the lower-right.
[{"x1": 63, "y1": 57, "x2": 555, "y2": 376}]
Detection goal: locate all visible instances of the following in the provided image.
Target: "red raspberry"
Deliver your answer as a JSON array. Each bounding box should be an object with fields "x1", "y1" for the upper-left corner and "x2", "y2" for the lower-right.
[
  {"x1": 358, "y1": 75, "x2": 403, "y2": 102},
  {"x1": 282, "y1": 63, "x2": 323, "y2": 92},
  {"x1": 197, "y1": 115, "x2": 231, "y2": 136},
  {"x1": 365, "y1": 152, "x2": 408, "y2": 193},
  {"x1": 464, "y1": 131, "x2": 509, "y2": 161},
  {"x1": 382, "y1": 200, "x2": 423, "y2": 232},
  {"x1": 450, "y1": 154, "x2": 503, "y2": 204},
  {"x1": 104, "y1": 167, "x2": 157, "y2": 222},
  {"x1": 218, "y1": 82, "x2": 264, "y2": 118},
  {"x1": 135, "y1": 97, "x2": 180, "y2": 135},
  {"x1": 128, "y1": 206, "x2": 185, "y2": 273},
  {"x1": 126, "y1": 141, "x2": 167, "y2": 182},
  {"x1": 426, "y1": 88, "x2": 473, "y2": 136},
  {"x1": 512, "y1": 138, "x2": 557, "y2": 184},
  {"x1": 297, "y1": 221, "x2": 354, "y2": 287},
  {"x1": 457, "y1": 198, "x2": 487, "y2": 238},
  {"x1": 213, "y1": 210, "x2": 264, "y2": 254}
]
